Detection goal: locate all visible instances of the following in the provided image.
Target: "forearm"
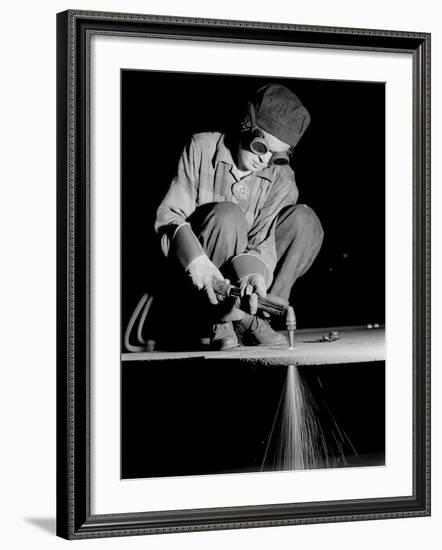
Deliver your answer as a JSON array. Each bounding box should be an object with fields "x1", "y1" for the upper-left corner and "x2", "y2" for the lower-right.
[{"x1": 169, "y1": 223, "x2": 205, "y2": 269}]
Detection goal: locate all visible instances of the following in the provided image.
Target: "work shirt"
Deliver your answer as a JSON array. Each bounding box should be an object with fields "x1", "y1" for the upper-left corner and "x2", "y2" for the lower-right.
[{"x1": 155, "y1": 131, "x2": 299, "y2": 284}]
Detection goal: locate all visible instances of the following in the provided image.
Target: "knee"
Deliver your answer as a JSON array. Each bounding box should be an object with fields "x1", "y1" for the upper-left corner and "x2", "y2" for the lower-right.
[
  {"x1": 281, "y1": 204, "x2": 324, "y2": 244},
  {"x1": 189, "y1": 201, "x2": 248, "y2": 243},
  {"x1": 209, "y1": 201, "x2": 247, "y2": 232}
]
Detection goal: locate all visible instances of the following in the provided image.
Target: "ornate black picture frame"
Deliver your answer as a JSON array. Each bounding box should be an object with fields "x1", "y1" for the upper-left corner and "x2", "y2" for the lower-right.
[{"x1": 56, "y1": 9, "x2": 430, "y2": 539}]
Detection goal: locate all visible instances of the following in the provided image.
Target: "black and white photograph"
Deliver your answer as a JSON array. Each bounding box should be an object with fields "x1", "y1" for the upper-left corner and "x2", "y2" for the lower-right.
[
  {"x1": 54, "y1": 10, "x2": 430, "y2": 541},
  {"x1": 120, "y1": 71, "x2": 386, "y2": 479}
]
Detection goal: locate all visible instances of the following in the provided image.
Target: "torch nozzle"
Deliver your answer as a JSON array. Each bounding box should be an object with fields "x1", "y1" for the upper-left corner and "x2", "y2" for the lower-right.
[{"x1": 286, "y1": 306, "x2": 296, "y2": 349}]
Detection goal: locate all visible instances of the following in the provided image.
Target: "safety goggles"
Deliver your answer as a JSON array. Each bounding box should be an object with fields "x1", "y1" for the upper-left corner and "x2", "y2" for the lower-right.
[{"x1": 241, "y1": 103, "x2": 293, "y2": 166}]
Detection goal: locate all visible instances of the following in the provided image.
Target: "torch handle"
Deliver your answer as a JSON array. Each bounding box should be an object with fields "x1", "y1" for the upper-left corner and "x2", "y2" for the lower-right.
[{"x1": 213, "y1": 280, "x2": 288, "y2": 318}]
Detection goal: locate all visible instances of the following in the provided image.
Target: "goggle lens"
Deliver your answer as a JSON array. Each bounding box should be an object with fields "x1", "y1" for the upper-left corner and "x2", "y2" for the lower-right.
[
  {"x1": 271, "y1": 153, "x2": 290, "y2": 165},
  {"x1": 250, "y1": 138, "x2": 268, "y2": 155}
]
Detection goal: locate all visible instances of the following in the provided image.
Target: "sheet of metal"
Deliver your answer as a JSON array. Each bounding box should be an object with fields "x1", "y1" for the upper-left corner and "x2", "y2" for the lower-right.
[{"x1": 121, "y1": 326, "x2": 385, "y2": 366}]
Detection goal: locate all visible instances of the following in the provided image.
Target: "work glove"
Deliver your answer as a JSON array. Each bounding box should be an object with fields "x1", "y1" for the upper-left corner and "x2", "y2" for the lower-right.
[
  {"x1": 186, "y1": 255, "x2": 225, "y2": 305},
  {"x1": 238, "y1": 273, "x2": 267, "y2": 315}
]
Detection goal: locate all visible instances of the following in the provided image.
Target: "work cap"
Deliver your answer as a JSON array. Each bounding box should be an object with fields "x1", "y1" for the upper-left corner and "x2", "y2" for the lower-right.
[{"x1": 251, "y1": 83, "x2": 311, "y2": 147}]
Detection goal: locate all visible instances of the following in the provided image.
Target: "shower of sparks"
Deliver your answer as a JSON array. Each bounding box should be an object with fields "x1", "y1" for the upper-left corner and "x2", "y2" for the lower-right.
[{"x1": 261, "y1": 365, "x2": 350, "y2": 471}]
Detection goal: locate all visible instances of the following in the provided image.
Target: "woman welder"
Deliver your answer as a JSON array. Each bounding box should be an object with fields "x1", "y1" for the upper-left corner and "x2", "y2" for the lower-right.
[{"x1": 155, "y1": 83, "x2": 324, "y2": 350}]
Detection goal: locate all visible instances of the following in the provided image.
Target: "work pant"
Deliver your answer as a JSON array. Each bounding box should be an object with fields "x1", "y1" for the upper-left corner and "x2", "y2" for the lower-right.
[
  {"x1": 151, "y1": 201, "x2": 323, "y2": 347},
  {"x1": 188, "y1": 201, "x2": 324, "y2": 302}
]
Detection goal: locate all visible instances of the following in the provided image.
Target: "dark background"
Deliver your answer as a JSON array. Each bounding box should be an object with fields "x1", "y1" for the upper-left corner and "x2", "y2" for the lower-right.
[{"x1": 121, "y1": 71, "x2": 385, "y2": 479}]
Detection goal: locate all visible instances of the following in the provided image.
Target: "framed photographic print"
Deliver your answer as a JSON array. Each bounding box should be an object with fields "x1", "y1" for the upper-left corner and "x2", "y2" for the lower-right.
[{"x1": 56, "y1": 10, "x2": 431, "y2": 539}]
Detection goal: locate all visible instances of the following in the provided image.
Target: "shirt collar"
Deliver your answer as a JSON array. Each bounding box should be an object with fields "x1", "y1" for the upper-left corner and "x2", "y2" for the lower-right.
[{"x1": 212, "y1": 133, "x2": 273, "y2": 183}]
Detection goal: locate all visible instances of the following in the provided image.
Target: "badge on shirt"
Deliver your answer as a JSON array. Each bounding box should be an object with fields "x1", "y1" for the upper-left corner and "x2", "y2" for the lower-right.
[{"x1": 232, "y1": 181, "x2": 250, "y2": 201}]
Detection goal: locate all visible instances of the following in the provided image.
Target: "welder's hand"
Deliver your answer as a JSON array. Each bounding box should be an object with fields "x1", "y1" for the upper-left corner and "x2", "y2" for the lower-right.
[
  {"x1": 186, "y1": 255, "x2": 225, "y2": 305},
  {"x1": 239, "y1": 273, "x2": 267, "y2": 315}
]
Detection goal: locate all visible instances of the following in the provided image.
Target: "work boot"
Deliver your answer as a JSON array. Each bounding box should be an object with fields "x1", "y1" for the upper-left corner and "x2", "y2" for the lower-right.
[
  {"x1": 210, "y1": 321, "x2": 239, "y2": 350},
  {"x1": 236, "y1": 314, "x2": 287, "y2": 346}
]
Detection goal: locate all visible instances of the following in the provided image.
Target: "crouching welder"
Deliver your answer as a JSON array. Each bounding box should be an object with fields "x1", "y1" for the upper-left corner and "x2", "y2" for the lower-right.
[{"x1": 154, "y1": 83, "x2": 324, "y2": 350}]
